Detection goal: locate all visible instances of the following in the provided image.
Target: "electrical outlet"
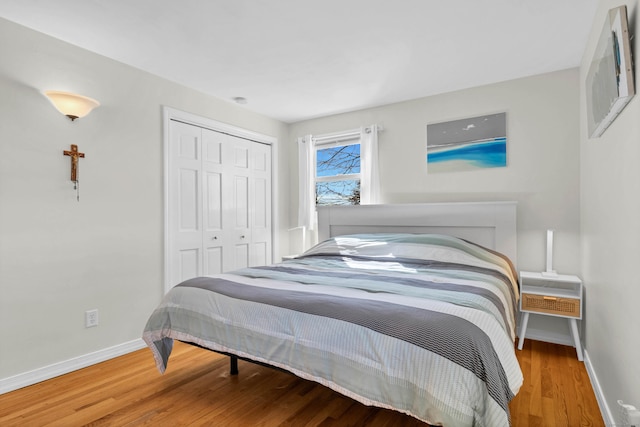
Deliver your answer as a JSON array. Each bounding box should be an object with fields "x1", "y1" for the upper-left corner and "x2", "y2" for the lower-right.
[
  {"x1": 618, "y1": 400, "x2": 640, "y2": 426},
  {"x1": 85, "y1": 309, "x2": 99, "y2": 328}
]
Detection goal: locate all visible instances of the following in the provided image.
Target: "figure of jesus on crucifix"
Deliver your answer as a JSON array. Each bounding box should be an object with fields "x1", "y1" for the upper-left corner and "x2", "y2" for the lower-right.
[
  {"x1": 63, "y1": 144, "x2": 85, "y2": 200},
  {"x1": 63, "y1": 144, "x2": 85, "y2": 183}
]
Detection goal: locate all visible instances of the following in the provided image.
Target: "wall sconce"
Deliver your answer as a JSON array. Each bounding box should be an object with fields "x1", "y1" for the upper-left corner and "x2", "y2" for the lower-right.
[{"x1": 44, "y1": 90, "x2": 100, "y2": 121}]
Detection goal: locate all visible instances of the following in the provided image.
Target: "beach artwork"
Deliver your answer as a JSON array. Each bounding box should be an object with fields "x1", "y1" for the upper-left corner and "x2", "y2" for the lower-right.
[{"x1": 426, "y1": 113, "x2": 506, "y2": 173}]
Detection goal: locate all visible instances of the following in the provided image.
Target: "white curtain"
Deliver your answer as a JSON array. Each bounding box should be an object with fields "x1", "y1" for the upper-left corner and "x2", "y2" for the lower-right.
[
  {"x1": 360, "y1": 124, "x2": 380, "y2": 204},
  {"x1": 297, "y1": 135, "x2": 316, "y2": 230}
]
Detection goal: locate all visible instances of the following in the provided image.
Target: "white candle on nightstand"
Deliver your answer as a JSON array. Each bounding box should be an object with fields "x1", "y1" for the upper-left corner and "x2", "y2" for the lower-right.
[{"x1": 543, "y1": 229, "x2": 557, "y2": 276}]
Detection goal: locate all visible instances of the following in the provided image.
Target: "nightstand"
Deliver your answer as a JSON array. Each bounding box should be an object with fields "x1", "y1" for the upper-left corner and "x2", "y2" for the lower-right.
[{"x1": 518, "y1": 271, "x2": 583, "y2": 361}]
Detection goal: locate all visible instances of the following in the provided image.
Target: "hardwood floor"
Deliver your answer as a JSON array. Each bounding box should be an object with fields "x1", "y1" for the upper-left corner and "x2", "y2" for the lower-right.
[
  {"x1": 0, "y1": 340, "x2": 604, "y2": 426},
  {"x1": 510, "y1": 340, "x2": 604, "y2": 427}
]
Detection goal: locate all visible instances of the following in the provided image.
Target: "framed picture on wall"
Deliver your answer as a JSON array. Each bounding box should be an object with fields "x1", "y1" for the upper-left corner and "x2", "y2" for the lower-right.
[
  {"x1": 426, "y1": 112, "x2": 507, "y2": 173},
  {"x1": 586, "y1": 5, "x2": 635, "y2": 138}
]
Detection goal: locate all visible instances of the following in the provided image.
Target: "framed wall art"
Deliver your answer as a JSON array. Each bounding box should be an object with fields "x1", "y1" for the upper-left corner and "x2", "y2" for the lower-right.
[
  {"x1": 586, "y1": 5, "x2": 635, "y2": 138},
  {"x1": 426, "y1": 112, "x2": 506, "y2": 173}
]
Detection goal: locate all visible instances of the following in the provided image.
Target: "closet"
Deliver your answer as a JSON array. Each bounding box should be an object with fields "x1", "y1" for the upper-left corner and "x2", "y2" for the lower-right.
[{"x1": 166, "y1": 119, "x2": 272, "y2": 290}]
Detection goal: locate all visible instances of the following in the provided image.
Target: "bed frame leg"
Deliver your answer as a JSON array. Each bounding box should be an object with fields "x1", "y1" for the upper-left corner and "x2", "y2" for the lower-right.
[{"x1": 230, "y1": 355, "x2": 238, "y2": 375}]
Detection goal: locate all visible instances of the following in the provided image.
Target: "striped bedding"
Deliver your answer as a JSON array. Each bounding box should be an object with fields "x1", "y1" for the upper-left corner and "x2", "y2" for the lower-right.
[{"x1": 143, "y1": 234, "x2": 523, "y2": 426}]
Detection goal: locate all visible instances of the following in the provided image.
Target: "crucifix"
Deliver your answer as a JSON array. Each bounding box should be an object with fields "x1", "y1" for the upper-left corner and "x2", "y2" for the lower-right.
[{"x1": 63, "y1": 144, "x2": 85, "y2": 201}]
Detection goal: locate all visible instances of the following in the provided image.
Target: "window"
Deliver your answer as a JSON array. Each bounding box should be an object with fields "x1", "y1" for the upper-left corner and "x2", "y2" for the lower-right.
[
  {"x1": 297, "y1": 125, "x2": 380, "y2": 230},
  {"x1": 315, "y1": 139, "x2": 361, "y2": 206}
]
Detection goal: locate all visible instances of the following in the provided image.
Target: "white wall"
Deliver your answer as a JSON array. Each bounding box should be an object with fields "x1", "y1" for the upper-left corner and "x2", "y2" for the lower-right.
[
  {"x1": 0, "y1": 18, "x2": 289, "y2": 380},
  {"x1": 579, "y1": 0, "x2": 640, "y2": 423},
  {"x1": 289, "y1": 68, "x2": 582, "y2": 342}
]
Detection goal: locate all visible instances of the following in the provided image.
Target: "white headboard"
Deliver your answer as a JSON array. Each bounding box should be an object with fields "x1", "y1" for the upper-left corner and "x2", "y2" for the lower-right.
[{"x1": 317, "y1": 202, "x2": 517, "y2": 265}]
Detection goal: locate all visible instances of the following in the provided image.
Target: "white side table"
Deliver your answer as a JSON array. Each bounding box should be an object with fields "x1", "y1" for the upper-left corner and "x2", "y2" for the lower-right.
[{"x1": 518, "y1": 271, "x2": 583, "y2": 361}]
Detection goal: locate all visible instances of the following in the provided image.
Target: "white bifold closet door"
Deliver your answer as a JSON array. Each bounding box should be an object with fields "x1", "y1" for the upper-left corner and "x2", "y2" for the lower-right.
[{"x1": 168, "y1": 120, "x2": 272, "y2": 288}]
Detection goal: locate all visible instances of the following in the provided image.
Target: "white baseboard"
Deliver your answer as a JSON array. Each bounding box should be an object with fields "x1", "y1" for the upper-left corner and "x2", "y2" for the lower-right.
[
  {"x1": 584, "y1": 349, "x2": 614, "y2": 426},
  {"x1": 0, "y1": 338, "x2": 146, "y2": 395}
]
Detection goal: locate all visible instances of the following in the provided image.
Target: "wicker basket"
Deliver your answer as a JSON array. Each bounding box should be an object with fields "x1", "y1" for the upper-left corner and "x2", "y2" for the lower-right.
[{"x1": 521, "y1": 293, "x2": 580, "y2": 317}]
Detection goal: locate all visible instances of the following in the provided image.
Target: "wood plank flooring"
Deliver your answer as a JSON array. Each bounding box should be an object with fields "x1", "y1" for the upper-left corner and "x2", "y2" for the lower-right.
[
  {"x1": 510, "y1": 340, "x2": 604, "y2": 427},
  {"x1": 0, "y1": 340, "x2": 604, "y2": 426}
]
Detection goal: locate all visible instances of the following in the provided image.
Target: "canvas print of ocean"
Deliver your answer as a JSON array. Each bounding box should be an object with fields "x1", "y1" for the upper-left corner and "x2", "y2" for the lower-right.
[{"x1": 427, "y1": 112, "x2": 506, "y2": 173}]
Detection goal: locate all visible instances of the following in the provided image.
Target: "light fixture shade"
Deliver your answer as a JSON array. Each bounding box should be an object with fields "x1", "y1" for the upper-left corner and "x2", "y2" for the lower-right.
[{"x1": 45, "y1": 90, "x2": 100, "y2": 120}]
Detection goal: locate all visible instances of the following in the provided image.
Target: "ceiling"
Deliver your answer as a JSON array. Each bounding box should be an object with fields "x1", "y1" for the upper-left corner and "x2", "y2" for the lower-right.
[{"x1": 0, "y1": 0, "x2": 598, "y2": 123}]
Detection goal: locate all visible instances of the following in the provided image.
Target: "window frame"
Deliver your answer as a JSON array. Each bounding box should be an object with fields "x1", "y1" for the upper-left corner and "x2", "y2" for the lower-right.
[{"x1": 314, "y1": 138, "x2": 362, "y2": 206}]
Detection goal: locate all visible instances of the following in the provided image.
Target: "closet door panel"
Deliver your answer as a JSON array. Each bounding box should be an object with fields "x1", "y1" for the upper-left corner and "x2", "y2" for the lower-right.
[
  {"x1": 202, "y1": 129, "x2": 225, "y2": 275},
  {"x1": 204, "y1": 247, "x2": 223, "y2": 276},
  {"x1": 234, "y1": 146, "x2": 249, "y2": 169},
  {"x1": 169, "y1": 121, "x2": 203, "y2": 286},
  {"x1": 179, "y1": 249, "x2": 199, "y2": 282},
  {"x1": 252, "y1": 242, "x2": 268, "y2": 266},
  {"x1": 253, "y1": 177, "x2": 268, "y2": 228},
  {"x1": 234, "y1": 244, "x2": 249, "y2": 270},
  {"x1": 234, "y1": 176, "x2": 249, "y2": 229},
  {"x1": 204, "y1": 172, "x2": 222, "y2": 230},
  {"x1": 202, "y1": 132, "x2": 222, "y2": 164},
  {"x1": 178, "y1": 169, "x2": 199, "y2": 231},
  {"x1": 249, "y1": 143, "x2": 272, "y2": 266}
]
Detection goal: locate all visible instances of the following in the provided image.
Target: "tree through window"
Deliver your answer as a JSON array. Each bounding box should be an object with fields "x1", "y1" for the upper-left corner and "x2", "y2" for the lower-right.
[{"x1": 315, "y1": 142, "x2": 361, "y2": 205}]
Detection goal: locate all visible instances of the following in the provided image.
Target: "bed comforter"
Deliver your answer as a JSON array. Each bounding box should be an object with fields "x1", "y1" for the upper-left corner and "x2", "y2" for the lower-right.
[{"x1": 143, "y1": 234, "x2": 523, "y2": 426}]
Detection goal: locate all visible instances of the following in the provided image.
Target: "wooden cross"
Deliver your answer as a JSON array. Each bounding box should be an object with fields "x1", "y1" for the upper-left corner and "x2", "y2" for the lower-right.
[{"x1": 63, "y1": 144, "x2": 85, "y2": 182}]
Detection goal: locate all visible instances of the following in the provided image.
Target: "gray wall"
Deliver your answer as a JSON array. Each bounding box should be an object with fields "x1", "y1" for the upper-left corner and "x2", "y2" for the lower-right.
[
  {"x1": 580, "y1": 0, "x2": 640, "y2": 423},
  {"x1": 0, "y1": 18, "x2": 290, "y2": 379},
  {"x1": 289, "y1": 68, "x2": 582, "y2": 343}
]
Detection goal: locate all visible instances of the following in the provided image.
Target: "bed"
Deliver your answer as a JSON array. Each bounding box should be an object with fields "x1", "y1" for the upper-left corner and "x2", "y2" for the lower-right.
[{"x1": 143, "y1": 202, "x2": 523, "y2": 426}]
